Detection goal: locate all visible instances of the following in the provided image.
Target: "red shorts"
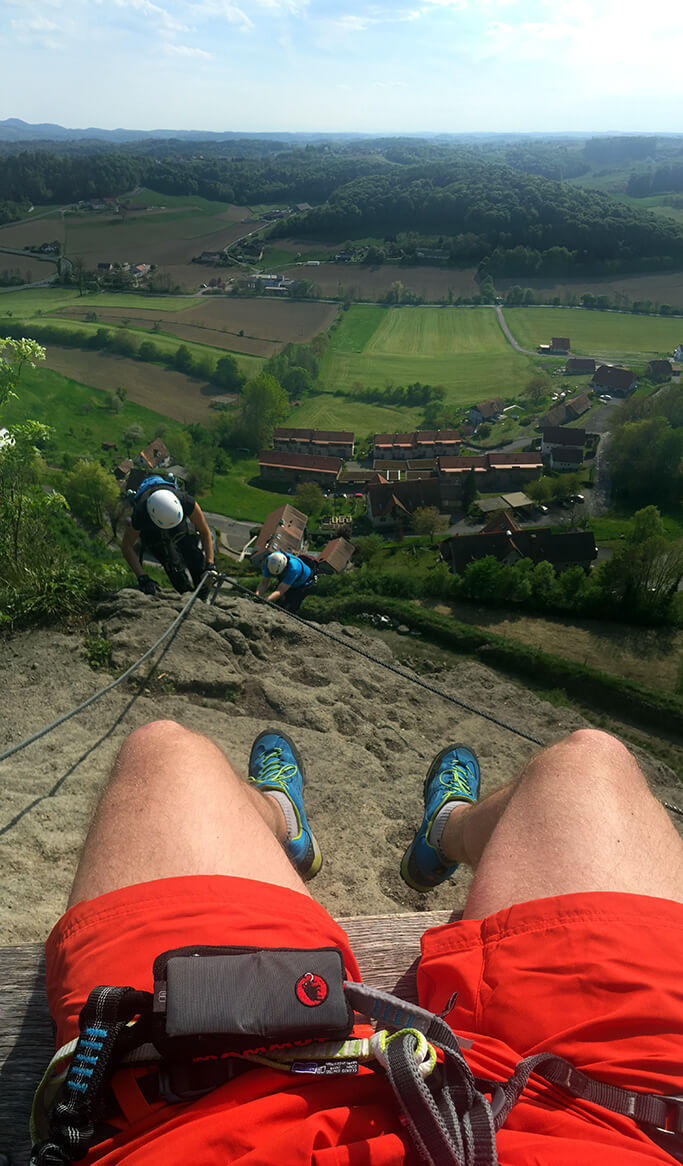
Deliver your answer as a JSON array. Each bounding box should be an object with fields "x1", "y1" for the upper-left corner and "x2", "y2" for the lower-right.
[{"x1": 46, "y1": 880, "x2": 683, "y2": 1165}]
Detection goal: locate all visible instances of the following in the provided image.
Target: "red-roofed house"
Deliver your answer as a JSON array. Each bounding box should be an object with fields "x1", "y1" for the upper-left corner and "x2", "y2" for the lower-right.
[
  {"x1": 259, "y1": 449, "x2": 342, "y2": 487},
  {"x1": 253, "y1": 504, "x2": 307, "y2": 558},
  {"x1": 565, "y1": 357, "x2": 595, "y2": 375},
  {"x1": 372, "y1": 430, "x2": 460, "y2": 460},
  {"x1": 590, "y1": 365, "x2": 637, "y2": 396},
  {"x1": 468, "y1": 398, "x2": 504, "y2": 428},
  {"x1": 136, "y1": 439, "x2": 171, "y2": 471},
  {"x1": 367, "y1": 478, "x2": 443, "y2": 528},
  {"x1": 542, "y1": 427, "x2": 585, "y2": 470},
  {"x1": 273, "y1": 428, "x2": 354, "y2": 458}
]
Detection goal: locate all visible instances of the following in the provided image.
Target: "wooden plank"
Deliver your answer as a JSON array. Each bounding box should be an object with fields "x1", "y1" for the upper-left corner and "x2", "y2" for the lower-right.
[{"x1": 0, "y1": 910, "x2": 457, "y2": 1165}]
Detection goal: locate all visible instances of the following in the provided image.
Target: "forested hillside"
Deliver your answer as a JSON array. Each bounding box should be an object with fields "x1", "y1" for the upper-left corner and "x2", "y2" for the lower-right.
[{"x1": 3, "y1": 140, "x2": 683, "y2": 277}]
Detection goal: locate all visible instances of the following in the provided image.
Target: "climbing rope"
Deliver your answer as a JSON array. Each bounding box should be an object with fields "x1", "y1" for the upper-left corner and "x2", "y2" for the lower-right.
[{"x1": 0, "y1": 573, "x2": 212, "y2": 765}]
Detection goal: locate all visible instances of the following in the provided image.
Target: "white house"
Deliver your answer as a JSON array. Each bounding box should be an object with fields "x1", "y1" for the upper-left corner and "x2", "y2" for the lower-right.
[{"x1": 673, "y1": 344, "x2": 683, "y2": 361}]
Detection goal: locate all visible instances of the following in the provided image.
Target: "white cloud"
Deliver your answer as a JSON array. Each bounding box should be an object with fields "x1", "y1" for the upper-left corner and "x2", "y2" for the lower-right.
[
  {"x1": 109, "y1": 0, "x2": 188, "y2": 31},
  {"x1": 420, "y1": 0, "x2": 467, "y2": 8},
  {"x1": 191, "y1": 0, "x2": 253, "y2": 28},
  {"x1": 166, "y1": 40, "x2": 212, "y2": 54},
  {"x1": 10, "y1": 14, "x2": 60, "y2": 44},
  {"x1": 332, "y1": 13, "x2": 376, "y2": 31}
]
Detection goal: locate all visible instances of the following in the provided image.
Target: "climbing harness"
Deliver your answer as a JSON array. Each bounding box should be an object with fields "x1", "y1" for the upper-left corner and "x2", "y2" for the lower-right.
[{"x1": 30, "y1": 946, "x2": 683, "y2": 1166}]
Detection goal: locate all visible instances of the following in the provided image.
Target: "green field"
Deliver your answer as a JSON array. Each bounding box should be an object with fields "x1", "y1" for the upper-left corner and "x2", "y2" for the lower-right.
[
  {"x1": 3, "y1": 364, "x2": 185, "y2": 456},
  {"x1": 320, "y1": 305, "x2": 535, "y2": 404},
  {"x1": 287, "y1": 394, "x2": 423, "y2": 434},
  {"x1": 198, "y1": 457, "x2": 290, "y2": 522},
  {"x1": 504, "y1": 307, "x2": 683, "y2": 363}
]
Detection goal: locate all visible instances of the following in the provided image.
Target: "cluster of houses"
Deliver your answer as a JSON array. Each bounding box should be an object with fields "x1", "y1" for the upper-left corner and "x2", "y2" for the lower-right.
[
  {"x1": 97, "y1": 261, "x2": 151, "y2": 286},
  {"x1": 258, "y1": 425, "x2": 587, "y2": 525}
]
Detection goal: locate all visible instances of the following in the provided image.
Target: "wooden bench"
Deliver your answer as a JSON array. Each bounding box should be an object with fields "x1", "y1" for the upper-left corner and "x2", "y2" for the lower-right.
[{"x1": 0, "y1": 911, "x2": 455, "y2": 1166}]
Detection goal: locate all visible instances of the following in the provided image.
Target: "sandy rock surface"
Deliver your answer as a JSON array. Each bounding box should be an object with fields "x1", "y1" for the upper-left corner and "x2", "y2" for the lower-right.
[{"x1": 1, "y1": 587, "x2": 681, "y2": 945}]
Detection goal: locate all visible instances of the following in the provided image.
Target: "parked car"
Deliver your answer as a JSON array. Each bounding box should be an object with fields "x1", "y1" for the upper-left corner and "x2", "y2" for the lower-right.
[
  {"x1": 570, "y1": 494, "x2": 585, "y2": 504},
  {"x1": 538, "y1": 504, "x2": 549, "y2": 514}
]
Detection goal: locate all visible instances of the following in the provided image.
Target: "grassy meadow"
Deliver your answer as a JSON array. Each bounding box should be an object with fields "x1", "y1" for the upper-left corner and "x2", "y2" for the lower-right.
[
  {"x1": 198, "y1": 456, "x2": 290, "y2": 522},
  {"x1": 503, "y1": 307, "x2": 683, "y2": 363},
  {"x1": 320, "y1": 304, "x2": 536, "y2": 405},
  {"x1": 3, "y1": 363, "x2": 185, "y2": 456}
]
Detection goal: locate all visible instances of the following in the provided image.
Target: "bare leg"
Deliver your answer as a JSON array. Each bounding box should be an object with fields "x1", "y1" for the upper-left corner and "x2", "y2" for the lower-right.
[
  {"x1": 439, "y1": 729, "x2": 683, "y2": 919},
  {"x1": 68, "y1": 720, "x2": 307, "y2": 907}
]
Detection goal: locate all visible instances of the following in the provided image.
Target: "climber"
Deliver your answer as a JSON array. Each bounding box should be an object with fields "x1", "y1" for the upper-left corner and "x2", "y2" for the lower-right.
[
  {"x1": 255, "y1": 550, "x2": 316, "y2": 613},
  {"x1": 121, "y1": 476, "x2": 215, "y2": 595}
]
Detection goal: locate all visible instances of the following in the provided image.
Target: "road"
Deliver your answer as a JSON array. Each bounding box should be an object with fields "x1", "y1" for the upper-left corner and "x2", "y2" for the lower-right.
[
  {"x1": 203, "y1": 512, "x2": 257, "y2": 554},
  {"x1": 494, "y1": 306, "x2": 540, "y2": 355}
]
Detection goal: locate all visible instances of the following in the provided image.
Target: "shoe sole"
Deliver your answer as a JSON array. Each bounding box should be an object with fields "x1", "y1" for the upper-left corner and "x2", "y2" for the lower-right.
[
  {"x1": 401, "y1": 743, "x2": 480, "y2": 893},
  {"x1": 249, "y1": 726, "x2": 323, "y2": 882}
]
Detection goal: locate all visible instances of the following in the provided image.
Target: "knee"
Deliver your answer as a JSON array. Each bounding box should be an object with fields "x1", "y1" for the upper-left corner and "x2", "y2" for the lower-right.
[
  {"x1": 541, "y1": 728, "x2": 644, "y2": 794},
  {"x1": 123, "y1": 719, "x2": 195, "y2": 756}
]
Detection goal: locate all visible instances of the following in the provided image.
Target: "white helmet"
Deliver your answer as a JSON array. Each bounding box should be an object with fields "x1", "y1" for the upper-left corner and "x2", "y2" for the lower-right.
[
  {"x1": 147, "y1": 489, "x2": 184, "y2": 529},
  {"x1": 267, "y1": 551, "x2": 287, "y2": 576}
]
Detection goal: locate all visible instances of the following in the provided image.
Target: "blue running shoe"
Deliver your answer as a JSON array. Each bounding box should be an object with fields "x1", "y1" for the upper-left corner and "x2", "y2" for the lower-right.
[
  {"x1": 248, "y1": 729, "x2": 322, "y2": 881},
  {"x1": 400, "y1": 744, "x2": 480, "y2": 892}
]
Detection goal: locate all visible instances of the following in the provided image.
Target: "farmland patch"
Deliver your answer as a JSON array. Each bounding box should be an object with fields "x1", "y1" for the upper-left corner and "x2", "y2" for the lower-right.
[
  {"x1": 42, "y1": 348, "x2": 226, "y2": 424},
  {"x1": 53, "y1": 296, "x2": 338, "y2": 350},
  {"x1": 503, "y1": 307, "x2": 683, "y2": 362},
  {"x1": 320, "y1": 306, "x2": 534, "y2": 404},
  {"x1": 271, "y1": 260, "x2": 479, "y2": 302},
  {"x1": 496, "y1": 270, "x2": 683, "y2": 313}
]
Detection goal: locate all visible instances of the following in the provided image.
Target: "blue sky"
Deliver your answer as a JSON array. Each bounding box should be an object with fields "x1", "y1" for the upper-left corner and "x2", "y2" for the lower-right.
[{"x1": 1, "y1": 0, "x2": 682, "y2": 133}]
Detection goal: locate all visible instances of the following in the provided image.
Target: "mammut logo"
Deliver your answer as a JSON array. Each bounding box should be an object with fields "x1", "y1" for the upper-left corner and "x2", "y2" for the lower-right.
[{"x1": 296, "y1": 972, "x2": 328, "y2": 1007}]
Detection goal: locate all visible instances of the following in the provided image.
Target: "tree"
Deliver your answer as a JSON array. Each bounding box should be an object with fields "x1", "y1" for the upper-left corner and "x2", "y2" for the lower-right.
[
  {"x1": 629, "y1": 504, "x2": 666, "y2": 545},
  {"x1": 64, "y1": 461, "x2": 120, "y2": 529},
  {"x1": 241, "y1": 373, "x2": 289, "y2": 452},
  {"x1": 123, "y1": 423, "x2": 145, "y2": 455},
  {"x1": 526, "y1": 476, "x2": 553, "y2": 504},
  {"x1": 173, "y1": 345, "x2": 194, "y2": 374},
  {"x1": 212, "y1": 353, "x2": 245, "y2": 393},
  {"x1": 294, "y1": 482, "x2": 324, "y2": 515},
  {"x1": 116, "y1": 385, "x2": 128, "y2": 403},
  {"x1": 282, "y1": 366, "x2": 313, "y2": 398},
  {"x1": 105, "y1": 391, "x2": 121, "y2": 413},
  {"x1": 412, "y1": 506, "x2": 448, "y2": 542},
  {"x1": 0, "y1": 336, "x2": 45, "y2": 409},
  {"x1": 524, "y1": 376, "x2": 550, "y2": 405}
]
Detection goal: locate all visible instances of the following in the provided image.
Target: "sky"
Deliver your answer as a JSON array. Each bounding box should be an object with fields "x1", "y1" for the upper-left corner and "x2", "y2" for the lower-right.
[{"x1": 1, "y1": 0, "x2": 682, "y2": 134}]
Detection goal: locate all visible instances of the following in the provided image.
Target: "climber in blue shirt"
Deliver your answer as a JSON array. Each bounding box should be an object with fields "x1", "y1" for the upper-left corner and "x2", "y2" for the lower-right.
[{"x1": 256, "y1": 551, "x2": 316, "y2": 613}]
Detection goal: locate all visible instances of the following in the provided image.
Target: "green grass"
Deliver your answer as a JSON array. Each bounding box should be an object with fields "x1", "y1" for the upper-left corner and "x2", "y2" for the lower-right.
[
  {"x1": 132, "y1": 188, "x2": 234, "y2": 215},
  {"x1": 3, "y1": 364, "x2": 185, "y2": 456},
  {"x1": 0, "y1": 289, "x2": 197, "y2": 315},
  {"x1": 288, "y1": 394, "x2": 423, "y2": 433},
  {"x1": 504, "y1": 307, "x2": 683, "y2": 363},
  {"x1": 327, "y1": 305, "x2": 386, "y2": 352},
  {"x1": 198, "y1": 457, "x2": 289, "y2": 522},
  {"x1": 259, "y1": 246, "x2": 331, "y2": 268},
  {"x1": 320, "y1": 305, "x2": 535, "y2": 405}
]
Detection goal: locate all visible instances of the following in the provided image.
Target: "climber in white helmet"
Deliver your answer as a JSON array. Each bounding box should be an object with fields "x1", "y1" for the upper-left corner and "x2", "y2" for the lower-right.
[
  {"x1": 121, "y1": 476, "x2": 216, "y2": 595},
  {"x1": 255, "y1": 548, "x2": 316, "y2": 612}
]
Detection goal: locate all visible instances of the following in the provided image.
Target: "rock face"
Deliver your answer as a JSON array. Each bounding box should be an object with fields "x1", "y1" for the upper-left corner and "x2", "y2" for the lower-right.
[{"x1": 1, "y1": 587, "x2": 680, "y2": 943}]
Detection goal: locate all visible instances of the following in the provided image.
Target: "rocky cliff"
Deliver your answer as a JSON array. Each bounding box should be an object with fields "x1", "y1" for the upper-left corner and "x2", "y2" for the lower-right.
[{"x1": 2, "y1": 587, "x2": 680, "y2": 944}]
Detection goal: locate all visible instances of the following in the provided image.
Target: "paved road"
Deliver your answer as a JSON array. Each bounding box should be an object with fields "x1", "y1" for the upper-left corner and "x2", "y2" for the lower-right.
[
  {"x1": 494, "y1": 306, "x2": 540, "y2": 356},
  {"x1": 203, "y1": 512, "x2": 257, "y2": 554}
]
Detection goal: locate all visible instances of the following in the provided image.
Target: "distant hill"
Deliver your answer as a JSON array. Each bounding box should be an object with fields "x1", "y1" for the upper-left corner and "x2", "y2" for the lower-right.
[{"x1": 0, "y1": 119, "x2": 365, "y2": 144}]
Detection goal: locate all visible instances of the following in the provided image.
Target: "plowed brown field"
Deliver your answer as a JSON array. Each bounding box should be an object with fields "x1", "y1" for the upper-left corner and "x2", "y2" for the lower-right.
[
  {"x1": 42, "y1": 348, "x2": 230, "y2": 423},
  {"x1": 54, "y1": 298, "x2": 338, "y2": 354},
  {"x1": 279, "y1": 262, "x2": 478, "y2": 301}
]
